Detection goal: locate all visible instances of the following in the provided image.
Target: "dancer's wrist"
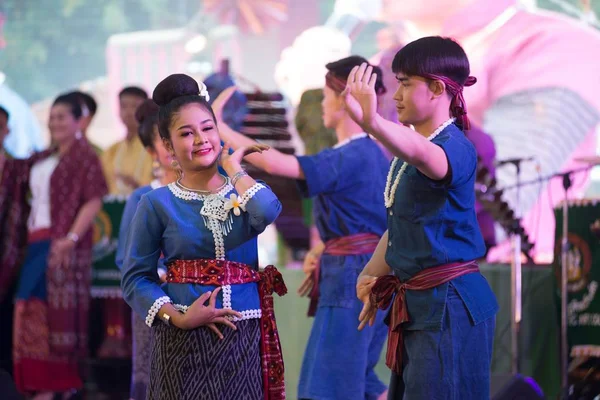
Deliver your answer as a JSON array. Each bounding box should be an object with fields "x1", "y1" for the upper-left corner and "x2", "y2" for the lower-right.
[
  {"x1": 169, "y1": 311, "x2": 187, "y2": 329},
  {"x1": 365, "y1": 114, "x2": 384, "y2": 137},
  {"x1": 158, "y1": 303, "x2": 185, "y2": 329},
  {"x1": 223, "y1": 163, "x2": 243, "y2": 178}
]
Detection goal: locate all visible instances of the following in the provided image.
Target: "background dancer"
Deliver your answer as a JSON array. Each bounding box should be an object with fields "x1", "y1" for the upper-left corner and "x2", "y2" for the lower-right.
[
  {"x1": 115, "y1": 98, "x2": 177, "y2": 400},
  {"x1": 213, "y1": 56, "x2": 390, "y2": 400}
]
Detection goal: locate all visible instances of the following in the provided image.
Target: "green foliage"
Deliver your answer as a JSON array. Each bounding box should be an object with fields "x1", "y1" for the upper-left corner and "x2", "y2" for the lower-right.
[{"x1": 0, "y1": 0, "x2": 198, "y2": 102}]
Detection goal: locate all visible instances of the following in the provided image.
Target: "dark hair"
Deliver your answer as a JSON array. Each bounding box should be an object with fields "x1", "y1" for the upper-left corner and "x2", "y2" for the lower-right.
[
  {"x1": 326, "y1": 55, "x2": 386, "y2": 94},
  {"x1": 119, "y1": 86, "x2": 148, "y2": 100},
  {"x1": 0, "y1": 105, "x2": 8, "y2": 121},
  {"x1": 152, "y1": 74, "x2": 216, "y2": 140},
  {"x1": 392, "y1": 36, "x2": 470, "y2": 86},
  {"x1": 68, "y1": 90, "x2": 98, "y2": 116},
  {"x1": 135, "y1": 99, "x2": 160, "y2": 148},
  {"x1": 52, "y1": 92, "x2": 83, "y2": 120}
]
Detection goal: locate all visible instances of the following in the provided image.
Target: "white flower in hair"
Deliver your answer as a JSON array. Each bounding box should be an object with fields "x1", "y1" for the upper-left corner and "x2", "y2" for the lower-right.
[{"x1": 199, "y1": 82, "x2": 210, "y2": 102}]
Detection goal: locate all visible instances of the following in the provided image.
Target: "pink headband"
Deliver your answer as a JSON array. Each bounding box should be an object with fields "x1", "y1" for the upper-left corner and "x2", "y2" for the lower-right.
[
  {"x1": 421, "y1": 74, "x2": 477, "y2": 131},
  {"x1": 325, "y1": 71, "x2": 347, "y2": 94}
]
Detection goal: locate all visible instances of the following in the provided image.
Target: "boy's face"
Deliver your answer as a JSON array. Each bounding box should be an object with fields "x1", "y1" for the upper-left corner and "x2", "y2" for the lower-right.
[
  {"x1": 0, "y1": 113, "x2": 9, "y2": 148},
  {"x1": 393, "y1": 73, "x2": 438, "y2": 126},
  {"x1": 119, "y1": 94, "x2": 145, "y2": 132},
  {"x1": 321, "y1": 85, "x2": 346, "y2": 129}
]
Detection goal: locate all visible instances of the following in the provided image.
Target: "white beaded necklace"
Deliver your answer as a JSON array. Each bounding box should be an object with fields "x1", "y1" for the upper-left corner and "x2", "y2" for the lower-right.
[{"x1": 384, "y1": 118, "x2": 455, "y2": 209}]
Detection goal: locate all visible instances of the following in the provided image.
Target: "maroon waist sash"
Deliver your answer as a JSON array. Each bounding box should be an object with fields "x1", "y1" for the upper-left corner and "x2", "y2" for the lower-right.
[
  {"x1": 167, "y1": 259, "x2": 287, "y2": 400},
  {"x1": 370, "y1": 261, "x2": 479, "y2": 374},
  {"x1": 308, "y1": 233, "x2": 380, "y2": 316}
]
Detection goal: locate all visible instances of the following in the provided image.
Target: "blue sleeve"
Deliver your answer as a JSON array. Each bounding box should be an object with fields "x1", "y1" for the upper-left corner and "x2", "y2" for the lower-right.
[
  {"x1": 419, "y1": 135, "x2": 477, "y2": 188},
  {"x1": 115, "y1": 191, "x2": 143, "y2": 271},
  {"x1": 224, "y1": 92, "x2": 248, "y2": 131},
  {"x1": 295, "y1": 149, "x2": 342, "y2": 197},
  {"x1": 120, "y1": 195, "x2": 169, "y2": 324},
  {"x1": 241, "y1": 181, "x2": 282, "y2": 235}
]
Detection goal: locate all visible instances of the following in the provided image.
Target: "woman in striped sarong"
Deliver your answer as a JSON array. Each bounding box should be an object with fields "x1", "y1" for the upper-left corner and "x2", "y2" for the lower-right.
[{"x1": 120, "y1": 73, "x2": 285, "y2": 400}]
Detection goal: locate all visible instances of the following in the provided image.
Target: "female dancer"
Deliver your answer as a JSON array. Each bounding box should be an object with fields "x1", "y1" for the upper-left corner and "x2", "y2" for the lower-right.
[
  {"x1": 120, "y1": 73, "x2": 286, "y2": 400},
  {"x1": 115, "y1": 99, "x2": 176, "y2": 400},
  {"x1": 212, "y1": 56, "x2": 390, "y2": 400},
  {"x1": 348, "y1": 37, "x2": 499, "y2": 399},
  {"x1": 12, "y1": 93, "x2": 107, "y2": 399}
]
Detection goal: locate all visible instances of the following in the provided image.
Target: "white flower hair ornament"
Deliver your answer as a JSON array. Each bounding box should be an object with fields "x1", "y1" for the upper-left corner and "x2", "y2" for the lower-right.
[{"x1": 199, "y1": 82, "x2": 210, "y2": 102}]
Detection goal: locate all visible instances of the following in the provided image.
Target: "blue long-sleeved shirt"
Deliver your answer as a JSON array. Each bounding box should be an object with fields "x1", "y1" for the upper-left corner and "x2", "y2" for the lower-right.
[{"x1": 120, "y1": 180, "x2": 281, "y2": 326}]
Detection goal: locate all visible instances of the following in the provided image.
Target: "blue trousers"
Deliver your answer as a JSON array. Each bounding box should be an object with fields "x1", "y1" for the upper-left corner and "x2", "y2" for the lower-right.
[
  {"x1": 388, "y1": 285, "x2": 496, "y2": 400},
  {"x1": 298, "y1": 298, "x2": 388, "y2": 400}
]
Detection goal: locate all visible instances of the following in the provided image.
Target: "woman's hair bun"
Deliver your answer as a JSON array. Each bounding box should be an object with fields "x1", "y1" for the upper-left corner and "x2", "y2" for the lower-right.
[
  {"x1": 135, "y1": 99, "x2": 160, "y2": 124},
  {"x1": 152, "y1": 73, "x2": 200, "y2": 106}
]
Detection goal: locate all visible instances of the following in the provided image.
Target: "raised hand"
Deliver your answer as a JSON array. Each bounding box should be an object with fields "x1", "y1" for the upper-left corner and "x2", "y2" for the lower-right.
[
  {"x1": 342, "y1": 63, "x2": 379, "y2": 130},
  {"x1": 178, "y1": 287, "x2": 242, "y2": 339},
  {"x1": 220, "y1": 142, "x2": 270, "y2": 176}
]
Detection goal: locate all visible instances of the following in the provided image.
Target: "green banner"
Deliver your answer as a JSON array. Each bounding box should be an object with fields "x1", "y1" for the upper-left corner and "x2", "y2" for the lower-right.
[
  {"x1": 554, "y1": 199, "x2": 600, "y2": 357},
  {"x1": 91, "y1": 195, "x2": 127, "y2": 298}
]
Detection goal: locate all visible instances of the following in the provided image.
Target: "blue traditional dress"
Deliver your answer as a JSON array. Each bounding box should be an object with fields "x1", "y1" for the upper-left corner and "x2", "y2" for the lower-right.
[
  {"x1": 296, "y1": 133, "x2": 389, "y2": 400},
  {"x1": 383, "y1": 120, "x2": 498, "y2": 399},
  {"x1": 115, "y1": 180, "x2": 162, "y2": 400},
  {"x1": 121, "y1": 177, "x2": 281, "y2": 400}
]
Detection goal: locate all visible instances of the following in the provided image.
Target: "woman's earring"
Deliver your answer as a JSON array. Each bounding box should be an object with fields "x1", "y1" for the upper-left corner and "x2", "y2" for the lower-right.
[
  {"x1": 152, "y1": 159, "x2": 164, "y2": 179},
  {"x1": 171, "y1": 158, "x2": 182, "y2": 179}
]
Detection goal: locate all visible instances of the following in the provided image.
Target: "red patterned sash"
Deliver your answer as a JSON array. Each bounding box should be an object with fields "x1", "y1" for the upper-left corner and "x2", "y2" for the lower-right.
[
  {"x1": 370, "y1": 261, "x2": 479, "y2": 374},
  {"x1": 308, "y1": 233, "x2": 380, "y2": 316},
  {"x1": 167, "y1": 259, "x2": 287, "y2": 400}
]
